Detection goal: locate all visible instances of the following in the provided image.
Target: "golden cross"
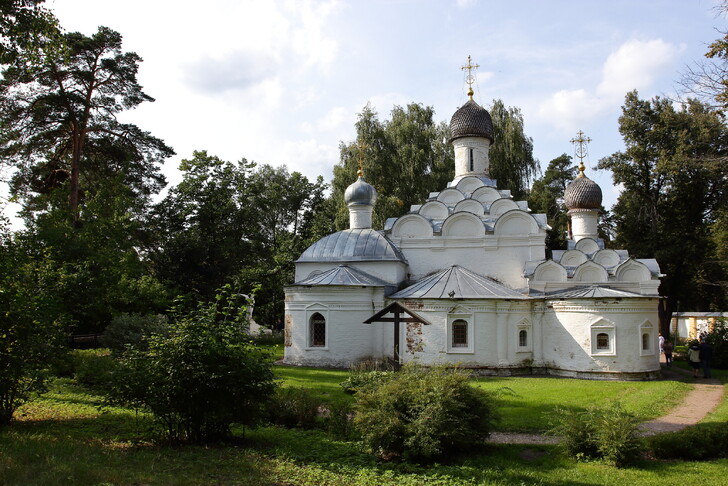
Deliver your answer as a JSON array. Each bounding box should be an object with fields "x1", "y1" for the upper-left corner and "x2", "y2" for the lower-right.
[
  {"x1": 461, "y1": 55, "x2": 480, "y2": 99},
  {"x1": 355, "y1": 140, "x2": 368, "y2": 177},
  {"x1": 570, "y1": 130, "x2": 592, "y2": 177}
]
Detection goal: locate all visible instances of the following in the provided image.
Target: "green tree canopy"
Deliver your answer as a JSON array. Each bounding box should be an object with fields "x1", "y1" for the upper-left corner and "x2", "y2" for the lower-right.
[
  {"x1": 0, "y1": 25, "x2": 174, "y2": 223},
  {"x1": 528, "y1": 153, "x2": 575, "y2": 254},
  {"x1": 331, "y1": 103, "x2": 453, "y2": 230},
  {"x1": 598, "y1": 91, "x2": 728, "y2": 331},
  {"x1": 149, "y1": 151, "x2": 327, "y2": 326},
  {"x1": 488, "y1": 99, "x2": 540, "y2": 199}
]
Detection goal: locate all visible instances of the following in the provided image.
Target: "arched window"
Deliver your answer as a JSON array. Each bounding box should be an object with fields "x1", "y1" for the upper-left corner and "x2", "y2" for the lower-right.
[
  {"x1": 309, "y1": 313, "x2": 326, "y2": 347},
  {"x1": 642, "y1": 333, "x2": 650, "y2": 351},
  {"x1": 452, "y1": 319, "x2": 468, "y2": 347},
  {"x1": 596, "y1": 332, "x2": 609, "y2": 350},
  {"x1": 519, "y1": 330, "x2": 528, "y2": 348}
]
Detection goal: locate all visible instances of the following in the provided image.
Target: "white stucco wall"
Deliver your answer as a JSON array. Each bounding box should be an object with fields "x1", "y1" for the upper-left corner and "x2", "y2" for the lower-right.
[
  {"x1": 284, "y1": 286, "x2": 390, "y2": 367},
  {"x1": 540, "y1": 298, "x2": 661, "y2": 378}
]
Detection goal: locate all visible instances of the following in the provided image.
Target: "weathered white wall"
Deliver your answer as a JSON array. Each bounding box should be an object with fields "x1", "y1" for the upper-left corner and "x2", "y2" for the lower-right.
[{"x1": 284, "y1": 286, "x2": 389, "y2": 367}]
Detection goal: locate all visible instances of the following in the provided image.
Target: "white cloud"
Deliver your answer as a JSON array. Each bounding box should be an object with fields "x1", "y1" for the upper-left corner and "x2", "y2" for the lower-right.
[
  {"x1": 537, "y1": 89, "x2": 606, "y2": 132},
  {"x1": 597, "y1": 39, "x2": 681, "y2": 99},
  {"x1": 537, "y1": 38, "x2": 681, "y2": 134}
]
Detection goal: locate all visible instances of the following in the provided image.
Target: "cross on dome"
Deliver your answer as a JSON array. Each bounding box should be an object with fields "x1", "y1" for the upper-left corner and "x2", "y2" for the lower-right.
[
  {"x1": 570, "y1": 130, "x2": 592, "y2": 177},
  {"x1": 461, "y1": 55, "x2": 480, "y2": 100}
]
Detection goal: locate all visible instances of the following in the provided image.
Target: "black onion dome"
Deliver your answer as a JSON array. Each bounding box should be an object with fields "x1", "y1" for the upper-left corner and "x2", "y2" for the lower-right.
[
  {"x1": 345, "y1": 176, "x2": 377, "y2": 206},
  {"x1": 564, "y1": 175, "x2": 602, "y2": 210},
  {"x1": 449, "y1": 99, "x2": 494, "y2": 143}
]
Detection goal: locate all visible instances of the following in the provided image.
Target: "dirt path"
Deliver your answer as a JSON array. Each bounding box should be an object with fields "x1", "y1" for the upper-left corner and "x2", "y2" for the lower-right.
[{"x1": 487, "y1": 366, "x2": 725, "y2": 445}]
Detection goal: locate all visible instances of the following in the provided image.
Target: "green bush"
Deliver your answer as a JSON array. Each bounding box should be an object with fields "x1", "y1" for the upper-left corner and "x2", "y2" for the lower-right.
[
  {"x1": 0, "y1": 226, "x2": 67, "y2": 425},
  {"x1": 703, "y1": 319, "x2": 728, "y2": 369},
  {"x1": 101, "y1": 313, "x2": 169, "y2": 354},
  {"x1": 353, "y1": 364, "x2": 497, "y2": 461},
  {"x1": 340, "y1": 370, "x2": 393, "y2": 394},
  {"x1": 267, "y1": 387, "x2": 321, "y2": 429},
  {"x1": 106, "y1": 286, "x2": 277, "y2": 442},
  {"x1": 548, "y1": 407, "x2": 599, "y2": 460},
  {"x1": 72, "y1": 349, "x2": 117, "y2": 390},
  {"x1": 648, "y1": 422, "x2": 728, "y2": 460},
  {"x1": 550, "y1": 402, "x2": 642, "y2": 467},
  {"x1": 326, "y1": 401, "x2": 356, "y2": 439}
]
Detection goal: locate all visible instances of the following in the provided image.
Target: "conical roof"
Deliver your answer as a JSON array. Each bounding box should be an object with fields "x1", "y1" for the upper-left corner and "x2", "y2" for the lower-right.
[
  {"x1": 449, "y1": 99, "x2": 494, "y2": 143},
  {"x1": 390, "y1": 265, "x2": 528, "y2": 299}
]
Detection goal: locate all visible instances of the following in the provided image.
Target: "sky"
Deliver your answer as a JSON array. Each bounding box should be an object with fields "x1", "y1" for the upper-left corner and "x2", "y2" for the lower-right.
[{"x1": 6, "y1": 0, "x2": 726, "y2": 221}]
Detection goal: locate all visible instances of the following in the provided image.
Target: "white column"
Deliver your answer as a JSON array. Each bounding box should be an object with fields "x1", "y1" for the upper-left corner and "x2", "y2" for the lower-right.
[
  {"x1": 452, "y1": 137, "x2": 491, "y2": 179},
  {"x1": 349, "y1": 204, "x2": 373, "y2": 229}
]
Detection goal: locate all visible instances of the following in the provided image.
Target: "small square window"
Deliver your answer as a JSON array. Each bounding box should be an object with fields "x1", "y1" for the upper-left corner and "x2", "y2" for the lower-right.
[{"x1": 596, "y1": 332, "x2": 609, "y2": 350}]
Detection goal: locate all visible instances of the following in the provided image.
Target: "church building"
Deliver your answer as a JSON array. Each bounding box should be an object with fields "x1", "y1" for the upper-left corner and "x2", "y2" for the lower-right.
[{"x1": 283, "y1": 66, "x2": 663, "y2": 380}]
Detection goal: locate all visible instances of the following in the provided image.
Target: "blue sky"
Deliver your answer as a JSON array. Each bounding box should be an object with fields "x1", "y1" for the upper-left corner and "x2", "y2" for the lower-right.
[{"x1": 35, "y1": 0, "x2": 727, "y2": 212}]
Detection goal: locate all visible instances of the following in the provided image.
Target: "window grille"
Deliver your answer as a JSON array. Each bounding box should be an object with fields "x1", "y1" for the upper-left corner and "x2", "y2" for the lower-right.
[
  {"x1": 519, "y1": 330, "x2": 528, "y2": 347},
  {"x1": 310, "y1": 313, "x2": 326, "y2": 347},
  {"x1": 452, "y1": 319, "x2": 468, "y2": 347},
  {"x1": 596, "y1": 332, "x2": 609, "y2": 350}
]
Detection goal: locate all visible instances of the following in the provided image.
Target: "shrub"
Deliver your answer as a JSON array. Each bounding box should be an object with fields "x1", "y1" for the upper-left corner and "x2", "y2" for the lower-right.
[
  {"x1": 648, "y1": 422, "x2": 728, "y2": 460},
  {"x1": 0, "y1": 228, "x2": 66, "y2": 425},
  {"x1": 353, "y1": 364, "x2": 497, "y2": 461},
  {"x1": 550, "y1": 402, "x2": 642, "y2": 467},
  {"x1": 548, "y1": 407, "x2": 599, "y2": 460},
  {"x1": 72, "y1": 349, "x2": 117, "y2": 390},
  {"x1": 267, "y1": 387, "x2": 321, "y2": 429},
  {"x1": 101, "y1": 313, "x2": 169, "y2": 354},
  {"x1": 340, "y1": 358, "x2": 396, "y2": 394},
  {"x1": 326, "y1": 401, "x2": 356, "y2": 439},
  {"x1": 106, "y1": 286, "x2": 277, "y2": 442},
  {"x1": 703, "y1": 318, "x2": 728, "y2": 369}
]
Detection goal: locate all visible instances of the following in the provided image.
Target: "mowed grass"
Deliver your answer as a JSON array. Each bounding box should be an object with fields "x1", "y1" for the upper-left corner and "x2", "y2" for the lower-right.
[
  {"x1": 0, "y1": 370, "x2": 724, "y2": 485},
  {"x1": 273, "y1": 365, "x2": 692, "y2": 431}
]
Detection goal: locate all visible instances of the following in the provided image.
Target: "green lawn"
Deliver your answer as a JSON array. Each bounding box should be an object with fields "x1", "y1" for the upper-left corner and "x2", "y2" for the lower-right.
[
  {"x1": 273, "y1": 365, "x2": 692, "y2": 431},
  {"x1": 0, "y1": 371, "x2": 725, "y2": 485}
]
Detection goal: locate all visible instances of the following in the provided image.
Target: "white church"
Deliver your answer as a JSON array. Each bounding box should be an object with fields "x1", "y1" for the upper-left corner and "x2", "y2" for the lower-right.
[{"x1": 283, "y1": 74, "x2": 663, "y2": 380}]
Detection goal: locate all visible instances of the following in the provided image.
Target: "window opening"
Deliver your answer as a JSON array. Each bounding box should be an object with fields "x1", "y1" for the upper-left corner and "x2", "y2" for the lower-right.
[
  {"x1": 519, "y1": 329, "x2": 528, "y2": 347},
  {"x1": 469, "y1": 148, "x2": 474, "y2": 172},
  {"x1": 596, "y1": 332, "x2": 609, "y2": 350},
  {"x1": 452, "y1": 319, "x2": 468, "y2": 347},
  {"x1": 642, "y1": 333, "x2": 650, "y2": 351},
  {"x1": 310, "y1": 313, "x2": 326, "y2": 347}
]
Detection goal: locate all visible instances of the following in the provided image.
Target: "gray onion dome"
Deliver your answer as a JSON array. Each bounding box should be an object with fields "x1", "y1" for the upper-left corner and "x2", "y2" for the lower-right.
[
  {"x1": 564, "y1": 173, "x2": 602, "y2": 210},
  {"x1": 449, "y1": 99, "x2": 494, "y2": 143},
  {"x1": 345, "y1": 176, "x2": 377, "y2": 206}
]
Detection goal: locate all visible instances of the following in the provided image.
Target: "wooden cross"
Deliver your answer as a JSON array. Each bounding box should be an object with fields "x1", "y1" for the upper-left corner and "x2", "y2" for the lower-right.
[{"x1": 364, "y1": 302, "x2": 431, "y2": 367}]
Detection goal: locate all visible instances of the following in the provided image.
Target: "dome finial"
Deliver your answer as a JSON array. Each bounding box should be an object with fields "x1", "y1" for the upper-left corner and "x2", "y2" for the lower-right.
[
  {"x1": 570, "y1": 130, "x2": 592, "y2": 178},
  {"x1": 355, "y1": 139, "x2": 368, "y2": 178},
  {"x1": 461, "y1": 55, "x2": 480, "y2": 100}
]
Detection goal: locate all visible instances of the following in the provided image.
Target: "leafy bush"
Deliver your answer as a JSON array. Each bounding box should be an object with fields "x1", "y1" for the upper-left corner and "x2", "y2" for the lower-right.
[
  {"x1": 326, "y1": 401, "x2": 356, "y2": 439},
  {"x1": 101, "y1": 313, "x2": 169, "y2": 354},
  {"x1": 106, "y1": 286, "x2": 277, "y2": 442},
  {"x1": 0, "y1": 226, "x2": 67, "y2": 425},
  {"x1": 550, "y1": 402, "x2": 642, "y2": 467},
  {"x1": 252, "y1": 330, "x2": 284, "y2": 346},
  {"x1": 267, "y1": 387, "x2": 321, "y2": 429},
  {"x1": 340, "y1": 358, "x2": 396, "y2": 394},
  {"x1": 353, "y1": 364, "x2": 497, "y2": 460},
  {"x1": 72, "y1": 349, "x2": 117, "y2": 390},
  {"x1": 703, "y1": 318, "x2": 728, "y2": 369},
  {"x1": 548, "y1": 407, "x2": 599, "y2": 460},
  {"x1": 648, "y1": 422, "x2": 728, "y2": 460}
]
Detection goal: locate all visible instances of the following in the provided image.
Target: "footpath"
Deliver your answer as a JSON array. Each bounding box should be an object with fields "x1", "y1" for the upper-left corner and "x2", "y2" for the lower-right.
[{"x1": 487, "y1": 362, "x2": 725, "y2": 445}]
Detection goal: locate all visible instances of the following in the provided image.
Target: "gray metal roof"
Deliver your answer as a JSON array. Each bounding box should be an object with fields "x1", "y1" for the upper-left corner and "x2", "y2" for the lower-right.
[
  {"x1": 390, "y1": 265, "x2": 528, "y2": 300},
  {"x1": 292, "y1": 265, "x2": 391, "y2": 287},
  {"x1": 565, "y1": 175, "x2": 602, "y2": 209},
  {"x1": 296, "y1": 229, "x2": 407, "y2": 263},
  {"x1": 544, "y1": 286, "x2": 647, "y2": 299}
]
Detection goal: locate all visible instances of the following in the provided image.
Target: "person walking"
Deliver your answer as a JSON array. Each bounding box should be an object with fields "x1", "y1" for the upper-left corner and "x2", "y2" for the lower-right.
[
  {"x1": 688, "y1": 342, "x2": 702, "y2": 378},
  {"x1": 663, "y1": 339, "x2": 673, "y2": 367},
  {"x1": 699, "y1": 339, "x2": 713, "y2": 379}
]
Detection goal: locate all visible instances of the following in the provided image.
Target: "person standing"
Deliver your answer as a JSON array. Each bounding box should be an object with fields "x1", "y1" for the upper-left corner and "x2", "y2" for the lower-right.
[
  {"x1": 659, "y1": 333, "x2": 665, "y2": 354},
  {"x1": 699, "y1": 339, "x2": 713, "y2": 379},
  {"x1": 688, "y1": 342, "x2": 702, "y2": 378},
  {"x1": 663, "y1": 339, "x2": 673, "y2": 367}
]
